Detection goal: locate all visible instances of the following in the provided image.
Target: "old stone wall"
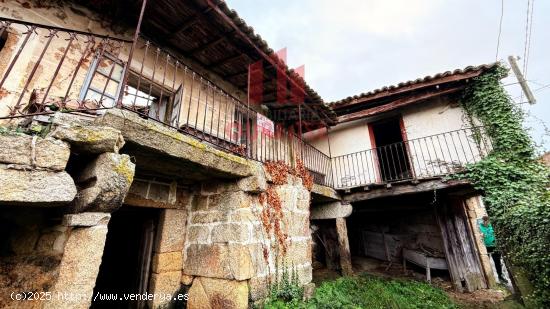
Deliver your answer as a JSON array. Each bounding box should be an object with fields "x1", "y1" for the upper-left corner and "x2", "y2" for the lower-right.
[
  {"x1": 1, "y1": 112, "x2": 313, "y2": 308},
  {"x1": 177, "y1": 173, "x2": 312, "y2": 308},
  {"x1": 0, "y1": 114, "x2": 135, "y2": 308}
]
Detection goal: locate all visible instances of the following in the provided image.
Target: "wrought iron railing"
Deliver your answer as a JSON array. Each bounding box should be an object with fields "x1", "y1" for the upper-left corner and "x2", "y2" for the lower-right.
[
  {"x1": 0, "y1": 19, "x2": 492, "y2": 190},
  {"x1": 0, "y1": 19, "x2": 334, "y2": 187},
  {"x1": 331, "y1": 127, "x2": 492, "y2": 189}
]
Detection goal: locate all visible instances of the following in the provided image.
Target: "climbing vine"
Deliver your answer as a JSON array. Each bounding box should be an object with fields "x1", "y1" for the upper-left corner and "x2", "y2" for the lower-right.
[
  {"x1": 260, "y1": 160, "x2": 314, "y2": 256},
  {"x1": 457, "y1": 65, "x2": 550, "y2": 306}
]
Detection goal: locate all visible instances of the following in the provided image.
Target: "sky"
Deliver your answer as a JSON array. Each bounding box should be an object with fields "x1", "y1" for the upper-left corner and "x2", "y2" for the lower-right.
[{"x1": 227, "y1": 0, "x2": 550, "y2": 152}]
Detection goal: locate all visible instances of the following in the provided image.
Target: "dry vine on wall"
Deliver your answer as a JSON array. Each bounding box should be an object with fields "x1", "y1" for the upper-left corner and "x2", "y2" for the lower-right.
[{"x1": 260, "y1": 160, "x2": 313, "y2": 256}]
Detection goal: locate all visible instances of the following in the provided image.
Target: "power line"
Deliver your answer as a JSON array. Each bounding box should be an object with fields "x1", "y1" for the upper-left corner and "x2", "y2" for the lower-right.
[
  {"x1": 533, "y1": 83, "x2": 550, "y2": 93},
  {"x1": 495, "y1": 0, "x2": 504, "y2": 61},
  {"x1": 512, "y1": 83, "x2": 550, "y2": 101},
  {"x1": 525, "y1": 0, "x2": 535, "y2": 78},
  {"x1": 522, "y1": 0, "x2": 534, "y2": 77}
]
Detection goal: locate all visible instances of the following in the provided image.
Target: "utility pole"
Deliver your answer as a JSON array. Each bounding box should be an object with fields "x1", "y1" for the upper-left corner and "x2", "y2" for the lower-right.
[{"x1": 508, "y1": 55, "x2": 536, "y2": 104}]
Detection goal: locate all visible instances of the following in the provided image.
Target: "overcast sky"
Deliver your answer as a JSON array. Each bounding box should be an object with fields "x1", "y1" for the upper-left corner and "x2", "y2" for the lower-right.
[{"x1": 227, "y1": 0, "x2": 549, "y2": 151}]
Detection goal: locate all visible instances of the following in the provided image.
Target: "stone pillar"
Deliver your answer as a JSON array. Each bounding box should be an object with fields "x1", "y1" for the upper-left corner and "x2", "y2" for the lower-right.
[
  {"x1": 45, "y1": 213, "x2": 111, "y2": 309},
  {"x1": 336, "y1": 217, "x2": 353, "y2": 276},
  {"x1": 311, "y1": 201, "x2": 352, "y2": 220},
  {"x1": 464, "y1": 195, "x2": 496, "y2": 288},
  {"x1": 148, "y1": 208, "x2": 188, "y2": 309}
]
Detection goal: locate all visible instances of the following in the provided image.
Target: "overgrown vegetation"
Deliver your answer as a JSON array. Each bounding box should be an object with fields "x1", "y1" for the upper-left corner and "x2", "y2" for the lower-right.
[
  {"x1": 457, "y1": 65, "x2": 550, "y2": 306},
  {"x1": 263, "y1": 274, "x2": 456, "y2": 309},
  {"x1": 264, "y1": 264, "x2": 304, "y2": 307}
]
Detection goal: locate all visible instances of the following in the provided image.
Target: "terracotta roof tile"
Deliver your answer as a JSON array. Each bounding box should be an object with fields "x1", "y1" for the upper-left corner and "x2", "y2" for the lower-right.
[{"x1": 331, "y1": 63, "x2": 500, "y2": 108}]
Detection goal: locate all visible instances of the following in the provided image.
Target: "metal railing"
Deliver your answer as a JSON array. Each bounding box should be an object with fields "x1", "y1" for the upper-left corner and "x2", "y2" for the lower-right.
[
  {"x1": 0, "y1": 19, "x2": 492, "y2": 190},
  {"x1": 0, "y1": 19, "x2": 334, "y2": 187},
  {"x1": 331, "y1": 127, "x2": 492, "y2": 189}
]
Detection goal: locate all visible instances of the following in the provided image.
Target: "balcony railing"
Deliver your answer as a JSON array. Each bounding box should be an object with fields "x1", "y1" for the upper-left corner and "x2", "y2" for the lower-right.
[
  {"x1": 331, "y1": 127, "x2": 493, "y2": 189},
  {"x1": 0, "y1": 19, "x2": 334, "y2": 187},
  {"x1": 0, "y1": 19, "x2": 492, "y2": 191}
]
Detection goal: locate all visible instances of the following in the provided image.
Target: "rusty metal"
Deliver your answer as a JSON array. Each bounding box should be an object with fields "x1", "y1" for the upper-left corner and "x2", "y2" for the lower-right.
[
  {"x1": 63, "y1": 35, "x2": 95, "y2": 103},
  {"x1": 0, "y1": 25, "x2": 35, "y2": 90},
  {"x1": 39, "y1": 32, "x2": 75, "y2": 108},
  {"x1": 11, "y1": 29, "x2": 57, "y2": 116},
  {"x1": 117, "y1": 0, "x2": 148, "y2": 107}
]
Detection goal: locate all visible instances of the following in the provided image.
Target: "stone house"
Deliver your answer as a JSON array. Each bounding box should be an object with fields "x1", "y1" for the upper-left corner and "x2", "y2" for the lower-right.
[
  {"x1": 304, "y1": 65, "x2": 500, "y2": 292},
  {"x1": 0, "y1": 1, "x2": 505, "y2": 308}
]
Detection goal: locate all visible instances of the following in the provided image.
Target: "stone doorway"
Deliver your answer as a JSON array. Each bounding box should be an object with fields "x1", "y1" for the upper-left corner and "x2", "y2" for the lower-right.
[{"x1": 91, "y1": 206, "x2": 159, "y2": 309}]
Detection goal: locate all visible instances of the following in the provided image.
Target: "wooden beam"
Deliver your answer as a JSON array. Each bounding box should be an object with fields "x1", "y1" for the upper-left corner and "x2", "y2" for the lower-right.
[
  {"x1": 343, "y1": 179, "x2": 472, "y2": 203},
  {"x1": 333, "y1": 70, "x2": 484, "y2": 110},
  {"x1": 165, "y1": 6, "x2": 214, "y2": 41},
  {"x1": 208, "y1": 53, "x2": 246, "y2": 69},
  {"x1": 336, "y1": 217, "x2": 353, "y2": 276},
  {"x1": 337, "y1": 86, "x2": 464, "y2": 124},
  {"x1": 189, "y1": 31, "x2": 233, "y2": 55},
  {"x1": 225, "y1": 70, "x2": 249, "y2": 79}
]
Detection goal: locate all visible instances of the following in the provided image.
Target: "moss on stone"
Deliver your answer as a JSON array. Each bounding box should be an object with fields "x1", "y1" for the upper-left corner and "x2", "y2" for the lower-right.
[{"x1": 113, "y1": 156, "x2": 135, "y2": 183}]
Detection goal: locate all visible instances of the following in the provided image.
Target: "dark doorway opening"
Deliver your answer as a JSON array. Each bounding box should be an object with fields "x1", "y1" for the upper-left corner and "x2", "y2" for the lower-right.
[
  {"x1": 91, "y1": 207, "x2": 159, "y2": 309},
  {"x1": 370, "y1": 117, "x2": 412, "y2": 182},
  {"x1": 347, "y1": 193, "x2": 451, "y2": 283}
]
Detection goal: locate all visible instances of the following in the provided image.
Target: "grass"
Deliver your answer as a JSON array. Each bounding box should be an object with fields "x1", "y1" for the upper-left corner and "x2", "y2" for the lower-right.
[{"x1": 264, "y1": 274, "x2": 457, "y2": 309}]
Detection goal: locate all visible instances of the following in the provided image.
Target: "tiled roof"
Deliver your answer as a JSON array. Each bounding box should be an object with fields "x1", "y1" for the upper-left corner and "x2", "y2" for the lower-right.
[{"x1": 331, "y1": 63, "x2": 500, "y2": 108}]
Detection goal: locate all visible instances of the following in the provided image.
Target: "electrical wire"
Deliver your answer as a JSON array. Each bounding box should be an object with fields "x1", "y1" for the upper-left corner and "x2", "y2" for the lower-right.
[
  {"x1": 525, "y1": 0, "x2": 535, "y2": 78},
  {"x1": 522, "y1": 0, "x2": 534, "y2": 77},
  {"x1": 495, "y1": 0, "x2": 504, "y2": 61}
]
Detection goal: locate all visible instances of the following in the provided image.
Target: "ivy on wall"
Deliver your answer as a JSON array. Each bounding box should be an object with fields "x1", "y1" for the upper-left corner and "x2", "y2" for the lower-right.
[{"x1": 458, "y1": 65, "x2": 550, "y2": 306}]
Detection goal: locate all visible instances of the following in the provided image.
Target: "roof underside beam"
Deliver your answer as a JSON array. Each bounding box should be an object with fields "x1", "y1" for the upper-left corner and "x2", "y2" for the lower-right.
[
  {"x1": 337, "y1": 86, "x2": 465, "y2": 123},
  {"x1": 332, "y1": 70, "x2": 484, "y2": 111}
]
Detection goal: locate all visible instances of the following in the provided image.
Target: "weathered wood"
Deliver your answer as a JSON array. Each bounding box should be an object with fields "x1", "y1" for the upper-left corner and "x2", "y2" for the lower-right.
[
  {"x1": 436, "y1": 198, "x2": 487, "y2": 292},
  {"x1": 435, "y1": 203, "x2": 463, "y2": 291},
  {"x1": 344, "y1": 179, "x2": 472, "y2": 203},
  {"x1": 333, "y1": 70, "x2": 483, "y2": 110},
  {"x1": 453, "y1": 199, "x2": 487, "y2": 291},
  {"x1": 336, "y1": 217, "x2": 353, "y2": 276},
  {"x1": 338, "y1": 87, "x2": 464, "y2": 123}
]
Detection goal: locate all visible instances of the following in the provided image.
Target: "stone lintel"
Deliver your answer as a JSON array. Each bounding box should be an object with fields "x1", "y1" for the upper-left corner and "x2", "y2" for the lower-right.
[
  {"x1": 311, "y1": 202, "x2": 352, "y2": 220},
  {"x1": 0, "y1": 168, "x2": 77, "y2": 206},
  {"x1": 311, "y1": 183, "x2": 341, "y2": 202},
  {"x1": 95, "y1": 109, "x2": 255, "y2": 179},
  {"x1": 50, "y1": 125, "x2": 125, "y2": 154},
  {"x1": 63, "y1": 212, "x2": 111, "y2": 227}
]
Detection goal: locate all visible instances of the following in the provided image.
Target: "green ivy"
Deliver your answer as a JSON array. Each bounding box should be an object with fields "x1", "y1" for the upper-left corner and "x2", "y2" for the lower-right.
[{"x1": 457, "y1": 65, "x2": 550, "y2": 306}]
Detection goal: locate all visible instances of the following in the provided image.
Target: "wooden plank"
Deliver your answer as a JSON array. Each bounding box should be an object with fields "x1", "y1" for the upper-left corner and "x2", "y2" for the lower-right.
[
  {"x1": 436, "y1": 197, "x2": 488, "y2": 292},
  {"x1": 337, "y1": 87, "x2": 464, "y2": 123},
  {"x1": 344, "y1": 179, "x2": 471, "y2": 203},
  {"x1": 435, "y1": 203, "x2": 463, "y2": 291},
  {"x1": 453, "y1": 199, "x2": 488, "y2": 290},
  {"x1": 336, "y1": 217, "x2": 353, "y2": 276}
]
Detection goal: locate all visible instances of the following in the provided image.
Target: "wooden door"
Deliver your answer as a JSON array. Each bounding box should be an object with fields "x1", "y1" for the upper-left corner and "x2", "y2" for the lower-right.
[{"x1": 435, "y1": 197, "x2": 487, "y2": 292}]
